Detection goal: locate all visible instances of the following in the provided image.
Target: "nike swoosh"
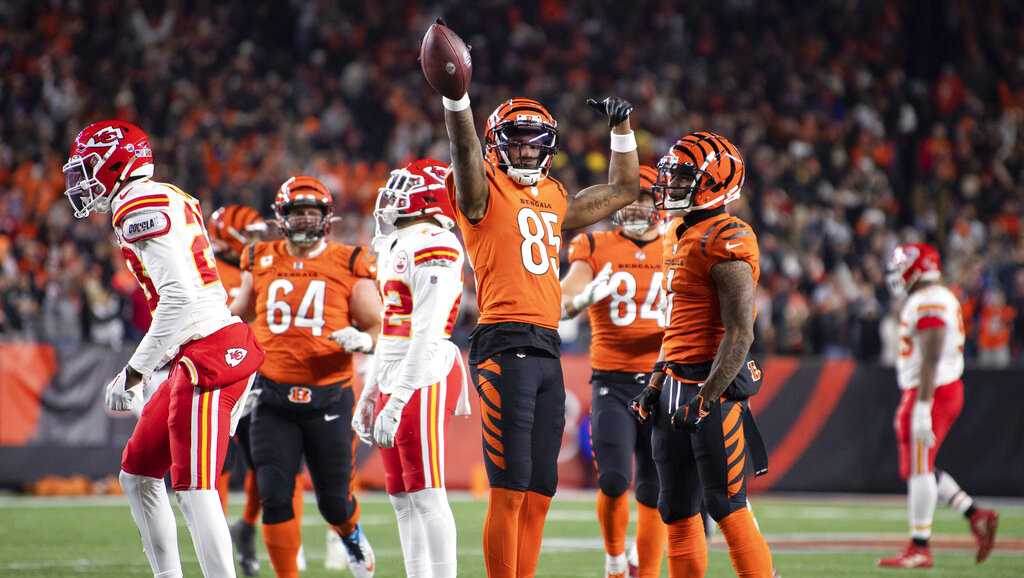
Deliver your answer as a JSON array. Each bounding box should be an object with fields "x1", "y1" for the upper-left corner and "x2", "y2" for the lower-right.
[
  {"x1": 324, "y1": 414, "x2": 341, "y2": 422},
  {"x1": 515, "y1": 353, "x2": 526, "y2": 358},
  {"x1": 726, "y1": 241, "x2": 743, "y2": 250}
]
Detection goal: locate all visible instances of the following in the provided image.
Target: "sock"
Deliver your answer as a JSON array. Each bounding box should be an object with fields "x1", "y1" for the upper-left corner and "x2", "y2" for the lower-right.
[
  {"x1": 391, "y1": 493, "x2": 427, "y2": 577},
  {"x1": 119, "y1": 471, "x2": 183, "y2": 578},
  {"x1": 242, "y1": 470, "x2": 261, "y2": 525},
  {"x1": 636, "y1": 502, "x2": 667, "y2": 578},
  {"x1": 516, "y1": 491, "x2": 552, "y2": 578},
  {"x1": 596, "y1": 490, "x2": 629, "y2": 556},
  {"x1": 330, "y1": 499, "x2": 362, "y2": 538},
  {"x1": 410, "y1": 488, "x2": 458, "y2": 578},
  {"x1": 717, "y1": 508, "x2": 774, "y2": 577},
  {"x1": 263, "y1": 518, "x2": 301, "y2": 578},
  {"x1": 483, "y1": 488, "x2": 525, "y2": 578},
  {"x1": 909, "y1": 473, "x2": 937, "y2": 542},
  {"x1": 666, "y1": 514, "x2": 707, "y2": 578},
  {"x1": 177, "y1": 489, "x2": 236, "y2": 578},
  {"x1": 216, "y1": 471, "x2": 230, "y2": 515},
  {"x1": 935, "y1": 470, "x2": 975, "y2": 516}
]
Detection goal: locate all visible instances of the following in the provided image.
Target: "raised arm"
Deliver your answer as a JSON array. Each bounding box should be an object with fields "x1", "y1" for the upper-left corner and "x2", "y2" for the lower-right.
[
  {"x1": 563, "y1": 97, "x2": 640, "y2": 230},
  {"x1": 443, "y1": 100, "x2": 489, "y2": 223}
]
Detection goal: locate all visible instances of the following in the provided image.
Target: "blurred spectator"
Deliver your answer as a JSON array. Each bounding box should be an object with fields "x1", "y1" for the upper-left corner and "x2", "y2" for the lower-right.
[{"x1": 977, "y1": 289, "x2": 1016, "y2": 368}]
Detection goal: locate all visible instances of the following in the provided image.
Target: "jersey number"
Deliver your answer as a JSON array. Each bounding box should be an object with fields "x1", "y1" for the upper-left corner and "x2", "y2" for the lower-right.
[
  {"x1": 381, "y1": 279, "x2": 460, "y2": 338},
  {"x1": 182, "y1": 202, "x2": 219, "y2": 286},
  {"x1": 517, "y1": 208, "x2": 561, "y2": 276},
  {"x1": 608, "y1": 271, "x2": 665, "y2": 327},
  {"x1": 266, "y1": 279, "x2": 326, "y2": 336}
]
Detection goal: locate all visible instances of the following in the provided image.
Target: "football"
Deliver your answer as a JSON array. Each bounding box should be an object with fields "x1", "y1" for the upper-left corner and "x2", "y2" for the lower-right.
[{"x1": 420, "y1": 18, "x2": 472, "y2": 100}]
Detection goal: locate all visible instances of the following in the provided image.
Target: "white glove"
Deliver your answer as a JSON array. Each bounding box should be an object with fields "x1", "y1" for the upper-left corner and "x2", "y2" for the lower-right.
[
  {"x1": 565, "y1": 263, "x2": 614, "y2": 319},
  {"x1": 104, "y1": 367, "x2": 140, "y2": 416},
  {"x1": 352, "y1": 395, "x2": 377, "y2": 446},
  {"x1": 373, "y1": 396, "x2": 407, "y2": 448},
  {"x1": 330, "y1": 326, "x2": 374, "y2": 353},
  {"x1": 911, "y1": 399, "x2": 935, "y2": 448}
]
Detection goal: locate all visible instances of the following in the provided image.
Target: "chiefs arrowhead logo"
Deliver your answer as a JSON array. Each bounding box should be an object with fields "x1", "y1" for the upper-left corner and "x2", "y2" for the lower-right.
[{"x1": 225, "y1": 348, "x2": 248, "y2": 367}]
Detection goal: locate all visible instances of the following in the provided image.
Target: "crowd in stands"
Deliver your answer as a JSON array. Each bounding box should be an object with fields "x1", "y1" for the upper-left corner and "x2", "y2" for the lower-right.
[{"x1": 1, "y1": 0, "x2": 1023, "y2": 365}]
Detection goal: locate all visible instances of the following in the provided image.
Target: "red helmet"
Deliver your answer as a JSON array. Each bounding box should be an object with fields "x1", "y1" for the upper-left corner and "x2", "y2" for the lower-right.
[
  {"x1": 208, "y1": 205, "x2": 264, "y2": 257},
  {"x1": 374, "y1": 159, "x2": 454, "y2": 238},
  {"x1": 612, "y1": 165, "x2": 661, "y2": 235},
  {"x1": 484, "y1": 98, "x2": 558, "y2": 186},
  {"x1": 274, "y1": 176, "x2": 333, "y2": 245},
  {"x1": 653, "y1": 130, "x2": 745, "y2": 212},
  {"x1": 887, "y1": 243, "x2": 942, "y2": 295},
  {"x1": 63, "y1": 120, "x2": 154, "y2": 218}
]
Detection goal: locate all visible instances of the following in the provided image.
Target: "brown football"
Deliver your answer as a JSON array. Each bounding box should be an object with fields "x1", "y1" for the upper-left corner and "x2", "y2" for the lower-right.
[{"x1": 420, "y1": 19, "x2": 472, "y2": 100}]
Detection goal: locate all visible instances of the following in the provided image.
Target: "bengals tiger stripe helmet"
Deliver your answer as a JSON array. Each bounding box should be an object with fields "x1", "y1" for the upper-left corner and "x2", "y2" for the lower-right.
[
  {"x1": 653, "y1": 130, "x2": 745, "y2": 212},
  {"x1": 613, "y1": 165, "x2": 661, "y2": 235},
  {"x1": 208, "y1": 205, "x2": 264, "y2": 257},
  {"x1": 485, "y1": 98, "x2": 558, "y2": 186},
  {"x1": 274, "y1": 176, "x2": 333, "y2": 245}
]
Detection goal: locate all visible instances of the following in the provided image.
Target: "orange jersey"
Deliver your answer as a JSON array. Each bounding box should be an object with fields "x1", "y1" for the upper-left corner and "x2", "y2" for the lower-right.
[
  {"x1": 447, "y1": 161, "x2": 568, "y2": 329},
  {"x1": 241, "y1": 240, "x2": 376, "y2": 386},
  {"x1": 215, "y1": 257, "x2": 243, "y2": 302},
  {"x1": 662, "y1": 213, "x2": 759, "y2": 364},
  {"x1": 568, "y1": 229, "x2": 664, "y2": 372}
]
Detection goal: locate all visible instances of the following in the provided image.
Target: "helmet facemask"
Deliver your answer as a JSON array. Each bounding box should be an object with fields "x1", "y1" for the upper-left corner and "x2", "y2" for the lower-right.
[
  {"x1": 653, "y1": 155, "x2": 710, "y2": 212},
  {"x1": 63, "y1": 152, "x2": 110, "y2": 218},
  {"x1": 491, "y1": 121, "x2": 557, "y2": 186},
  {"x1": 613, "y1": 193, "x2": 660, "y2": 236},
  {"x1": 280, "y1": 202, "x2": 329, "y2": 246}
]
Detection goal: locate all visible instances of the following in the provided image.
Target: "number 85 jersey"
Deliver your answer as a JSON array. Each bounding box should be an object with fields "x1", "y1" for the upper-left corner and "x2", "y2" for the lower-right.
[{"x1": 241, "y1": 240, "x2": 376, "y2": 386}]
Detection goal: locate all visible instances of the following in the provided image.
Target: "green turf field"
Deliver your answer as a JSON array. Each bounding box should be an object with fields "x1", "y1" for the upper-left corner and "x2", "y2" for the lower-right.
[{"x1": 0, "y1": 492, "x2": 1020, "y2": 577}]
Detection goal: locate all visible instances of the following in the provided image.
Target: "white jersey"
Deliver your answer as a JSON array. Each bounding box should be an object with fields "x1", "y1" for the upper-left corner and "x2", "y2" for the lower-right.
[
  {"x1": 896, "y1": 284, "x2": 965, "y2": 390},
  {"x1": 372, "y1": 222, "x2": 469, "y2": 412},
  {"x1": 111, "y1": 180, "x2": 236, "y2": 376}
]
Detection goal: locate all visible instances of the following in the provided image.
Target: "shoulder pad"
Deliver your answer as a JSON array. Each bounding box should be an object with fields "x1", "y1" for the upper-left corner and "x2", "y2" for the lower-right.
[
  {"x1": 112, "y1": 184, "x2": 171, "y2": 227},
  {"x1": 120, "y1": 210, "x2": 171, "y2": 243},
  {"x1": 413, "y1": 242, "x2": 460, "y2": 268}
]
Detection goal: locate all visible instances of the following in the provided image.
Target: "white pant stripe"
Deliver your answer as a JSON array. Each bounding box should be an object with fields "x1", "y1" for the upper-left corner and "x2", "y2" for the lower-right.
[
  {"x1": 419, "y1": 387, "x2": 432, "y2": 488},
  {"x1": 190, "y1": 387, "x2": 200, "y2": 490}
]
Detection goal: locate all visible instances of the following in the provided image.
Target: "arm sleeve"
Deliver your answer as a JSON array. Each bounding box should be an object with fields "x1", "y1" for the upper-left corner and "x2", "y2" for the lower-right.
[
  {"x1": 391, "y1": 255, "x2": 463, "y2": 400},
  {"x1": 127, "y1": 228, "x2": 199, "y2": 376},
  {"x1": 912, "y1": 302, "x2": 949, "y2": 331}
]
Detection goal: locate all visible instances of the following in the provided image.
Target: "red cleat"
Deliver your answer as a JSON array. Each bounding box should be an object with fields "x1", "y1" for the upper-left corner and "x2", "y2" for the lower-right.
[
  {"x1": 877, "y1": 543, "x2": 933, "y2": 569},
  {"x1": 969, "y1": 508, "x2": 999, "y2": 563}
]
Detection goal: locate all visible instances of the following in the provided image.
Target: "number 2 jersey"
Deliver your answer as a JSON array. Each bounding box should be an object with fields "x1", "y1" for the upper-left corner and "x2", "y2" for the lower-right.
[
  {"x1": 112, "y1": 181, "x2": 236, "y2": 376},
  {"x1": 373, "y1": 222, "x2": 468, "y2": 409},
  {"x1": 896, "y1": 284, "x2": 965, "y2": 390},
  {"x1": 661, "y1": 211, "x2": 760, "y2": 365},
  {"x1": 568, "y1": 229, "x2": 664, "y2": 373},
  {"x1": 240, "y1": 240, "x2": 375, "y2": 387}
]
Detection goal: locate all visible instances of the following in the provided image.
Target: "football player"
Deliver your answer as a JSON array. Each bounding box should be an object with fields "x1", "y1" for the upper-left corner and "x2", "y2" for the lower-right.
[
  {"x1": 429, "y1": 45, "x2": 642, "y2": 577},
  {"x1": 208, "y1": 205, "x2": 310, "y2": 576},
  {"x1": 352, "y1": 159, "x2": 471, "y2": 578},
  {"x1": 877, "y1": 244, "x2": 998, "y2": 569},
  {"x1": 64, "y1": 120, "x2": 265, "y2": 578},
  {"x1": 630, "y1": 131, "x2": 774, "y2": 577},
  {"x1": 561, "y1": 167, "x2": 667, "y2": 578},
  {"x1": 230, "y1": 176, "x2": 381, "y2": 578}
]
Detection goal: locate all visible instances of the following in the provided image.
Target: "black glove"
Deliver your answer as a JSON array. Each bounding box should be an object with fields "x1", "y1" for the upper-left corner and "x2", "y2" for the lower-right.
[
  {"x1": 671, "y1": 392, "x2": 713, "y2": 432},
  {"x1": 629, "y1": 386, "x2": 660, "y2": 423},
  {"x1": 586, "y1": 97, "x2": 634, "y2": 128}
]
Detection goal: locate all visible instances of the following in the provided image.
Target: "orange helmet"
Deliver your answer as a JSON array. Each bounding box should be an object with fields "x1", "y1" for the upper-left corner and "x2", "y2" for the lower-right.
[
  {"x1": 208, "y1": 205, "x2": 263, "y2": 257},
  {"x1": 653, "y1": 131, "x2": 745, "y2": 212},
  {"x1": 613, "y1": 165, "x2": 661, "y2": 235},
  {"x1": 274, "y1": 176, "x2": 333, "y2": 245},
  {"x1": 484, "y1": 98, "x2": 558, "y2": 186}
]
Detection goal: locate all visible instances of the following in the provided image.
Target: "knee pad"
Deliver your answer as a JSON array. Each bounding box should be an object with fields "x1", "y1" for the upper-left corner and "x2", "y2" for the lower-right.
[
  {"x1": 598, "y1": 471, "x2": 629, "y2": 498},
  {"x1": 256, "y1": 466, "x2": 295, "y2": 524},
  {"x1": 316, "y1": 492, "x2": 357, "y2": 526},
  {"x1": 634, "y1": 480, "x2": 659, "y2": 509}
]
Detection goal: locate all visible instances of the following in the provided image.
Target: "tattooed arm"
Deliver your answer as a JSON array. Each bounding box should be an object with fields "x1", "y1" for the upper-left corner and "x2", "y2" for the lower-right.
[
  {"x1": 701, "y1": 260, "x2": 756, "y2": 400},
  {"x1": 444, "y1": 106, "x2": 488, "y2": 223},
  {"x1": 562, "y1": 118, "x2": 640, "y2": 230}
]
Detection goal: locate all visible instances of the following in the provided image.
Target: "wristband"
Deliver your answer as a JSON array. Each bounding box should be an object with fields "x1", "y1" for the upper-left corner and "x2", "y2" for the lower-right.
[
  {"x1": 610, "y1": 130, "x2": 637, "y2": 153},
  {"x1": 442, "y1": 93, "x2": 471, "y2": 112}
]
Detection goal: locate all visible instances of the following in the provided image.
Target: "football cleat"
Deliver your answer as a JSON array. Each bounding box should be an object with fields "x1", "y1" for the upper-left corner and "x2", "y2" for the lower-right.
[
  {"x1": 339, "y1": 524, "x2": 375, "y2": 577},
  {"x1": 605, "y1": 552, "x2": 627, "y2": 578},
  {"x1": 325, "y1": 527, "x2": 349, "y2": 570},
  {"x1": 230, "y1": 520, "x2": 260, "y2": 576},
  {"x1": 877, "y1": 543, "x2": 933, "y2": 569},
  {"x1": 969, "y1": 508, "x2": 999, "y2": 563}
]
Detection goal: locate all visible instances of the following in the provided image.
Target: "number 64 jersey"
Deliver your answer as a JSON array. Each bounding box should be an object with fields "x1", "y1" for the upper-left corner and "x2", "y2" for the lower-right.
[
  {"x1": 373, "y1": 222, "x2": 470, "y2": 411},
  {"x1": 112, "y1": 181, "x2": 236, "y2": 376}
]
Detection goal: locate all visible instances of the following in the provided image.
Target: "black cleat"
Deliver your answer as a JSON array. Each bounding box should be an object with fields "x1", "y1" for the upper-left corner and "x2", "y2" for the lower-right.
[{"x1": 231, "y1": 520, "x2": 260, "y2": 576}]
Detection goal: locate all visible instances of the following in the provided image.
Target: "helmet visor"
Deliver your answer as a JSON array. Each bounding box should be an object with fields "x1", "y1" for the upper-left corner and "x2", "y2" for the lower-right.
[{"x1": 495, "y1": 125, "x2": 557, "y2": 170}]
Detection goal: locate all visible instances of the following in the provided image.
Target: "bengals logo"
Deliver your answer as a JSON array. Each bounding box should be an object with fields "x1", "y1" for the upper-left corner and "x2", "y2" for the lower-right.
[
  {"x1": 747, "y1": 360, "x2": 762, "y2": 381},
  {"x1": 288, "y1": 386, "x2": 312, "y2": 404},
  {"x1": 224, "y1": 348, "x2": 248, "y2": 367}
]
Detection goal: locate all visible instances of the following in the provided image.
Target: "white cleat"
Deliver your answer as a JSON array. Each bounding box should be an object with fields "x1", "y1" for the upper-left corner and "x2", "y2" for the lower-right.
[
  {"x1": 325, "y1": 528, "x2": 349, "y2": 570},
  {"x1": 338, "y1": 525, "x2": 375, "y2": 578},
  {"x1": 605, "y1": 552, "x2": 627, "y2": 578},
  {"x1": 296, "y1": 544, "x2": 307, "y2": 571}
]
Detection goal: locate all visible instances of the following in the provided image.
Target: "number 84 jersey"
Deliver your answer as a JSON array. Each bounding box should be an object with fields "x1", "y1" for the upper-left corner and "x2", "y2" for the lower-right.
[
  {"x1": 568, "y1": 229, "x2": 664, "y2": 373},
  {"x1": 374, "y1": 223, "x2": 464, "y2": 393}
]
